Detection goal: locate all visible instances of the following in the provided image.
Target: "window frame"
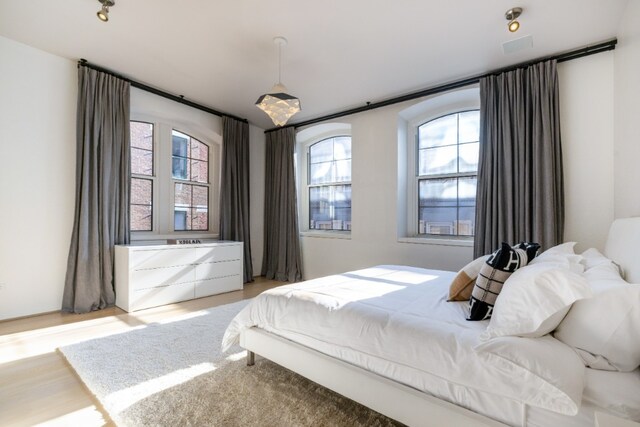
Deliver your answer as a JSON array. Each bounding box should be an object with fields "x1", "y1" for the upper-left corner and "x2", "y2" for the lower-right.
[
  {"x1": 404, "y1": 91, "x2": 479, "y2": 244},
  {"x1": 416, "y1": 110, "x2": 479, "y2": 238},
  {"x1": 130, "y1": 120, "x2": 155, "y2": 233},
  {"x1": 129, "y1": 114, "x2": 221, "y2": 241},
  {"x1": 296, "y1": 124, "x2": 352, "y2": 238},
  {"x1": 171, "y1": 129, "x2": 211, "y2": 232}
]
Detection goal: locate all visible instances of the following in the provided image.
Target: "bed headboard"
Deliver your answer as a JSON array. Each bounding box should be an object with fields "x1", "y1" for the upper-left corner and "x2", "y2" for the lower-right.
[{"x1": 604, "y1": 217, "x2": 640, "y2": 283}]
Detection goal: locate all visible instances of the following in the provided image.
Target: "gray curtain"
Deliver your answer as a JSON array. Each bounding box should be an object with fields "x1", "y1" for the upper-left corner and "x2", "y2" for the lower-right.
[
  {"x1": 474, "y1": 60, "x2": 564, "y2": 257},
  {"x1": 62, "y1": 66, "x2": 130, "y2": 313},
  {"x1": 219, "y1": 116, "x2": 253, "y2": 283},
  {"x1": 262, "y1": 127, "x2": 303, "y2": 282}
]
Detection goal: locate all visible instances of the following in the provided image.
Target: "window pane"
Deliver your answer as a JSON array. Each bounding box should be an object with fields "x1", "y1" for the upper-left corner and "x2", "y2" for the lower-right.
[
  {"x1": 131, "y1": 147, "x2": 153, "y2": 176},
  {"x1": 191, "y1": 208, "x2": 208, "y2": 231},
  {"x1": 418, "y1": 145, "x2": 457, "y2": 175},
  {"x1": 174, "y1": 183, "x2": 191, "y2": 206},
  {"x1": 190, "y1": 159, "x2": 208, "y2": 183},
  {"x1": 334, "y1": 159, "x2": 351, "y2": 182},
  {"x1": 419, "y1": 178, "x2": 458, "y2": 207},
  {"x1": 419, "y1": 114, "x2": 457, "y2": 148},
  {"x1": 309, "y1": 185, "x2": 351, "y2": 231},
  {"x1": 309, "y1": 162, "x2": 333, "y2": 185},
  {"x1": 131, "y1": 178, "x2": 152, "y2": 205},
  {"x1": 459, "y1": 176, "x2": 477, "y2": 205},
  {"x1": 131, "y1": 205, "x2": 152, "y2": 231},
  {"x1": 309, "y1": 186, "x2": 330, "y2": 230},
  {"x1": 174, "y1": 210, "x2": 187, "y2": 231},
  {"x1": 458, "y1": 111, "x2": 480, "y2": 143},
  {"x1": 190, "y1": 139, "x2": 209, "y2": 161},
  {"x1": 459, "y1": 142, "x2": 479, "y2": 173},
  {"x1": 309, "y1": 139, "x2": 334, "y2": 164},
  {"x1": 192, "y1": 185, "x2": 208, "y2": 207},
  {"x1": 457, "y1": 206, "x2": 475, "y2": 236},
  {"x1": 174, "y1": 183, "x2": 208, "y2": 231},
  {"x1": 131, "y1": 122, "x2": 153, "y2": 150},
  {"x1": 172, "y1": 132, "x2": 189, "y2": 157},
  {"x1": 418, "y1": 207, "x2": 456, "y2": 235},
  {"x1": 172, "y1": 157, "x2": 189, "y2": 180},
  {"x1": 333, "y1": 137, "x2": 351, "y2": 160}
]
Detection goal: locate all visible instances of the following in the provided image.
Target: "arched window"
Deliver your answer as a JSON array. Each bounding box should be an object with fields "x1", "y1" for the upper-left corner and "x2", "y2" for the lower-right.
[
  {"x1": 307, "y1": 136, "x2": 352, "y2": 231},
  {"x1": 129, "y1": 119, "x2": 219, "y2": 237},
  {"x1": 417, "y1": 110, "x2": 479, "y2": 236}
]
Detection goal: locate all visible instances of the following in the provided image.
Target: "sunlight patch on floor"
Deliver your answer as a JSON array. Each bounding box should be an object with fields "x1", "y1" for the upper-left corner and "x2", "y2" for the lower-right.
[
  {"x1": 33, "y1": 406, "x2": 106, "y2": 427},
  {"x1": 106, "y1": 362, "x2": 218, "y2": 414},
  {"x1": 225, "y1": 350, "x2": 248, "y2": 362}
]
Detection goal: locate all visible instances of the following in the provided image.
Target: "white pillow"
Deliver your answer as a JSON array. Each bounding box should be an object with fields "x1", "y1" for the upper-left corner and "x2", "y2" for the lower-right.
[
  {"x1": 481, "y1": 263, "x2": 592, "y2": 340},
  {"x1": 474, "y1": 335, "x2": 585, "y2": 415},
  {"x1": 554, "y1": 279, "x2": 640, "y2": 372},
  {"x1": 529, "y1": 242, "x2": 584, "y2": 273},
  {"x1": 580, "y1": 248, "x2": 613, "y2": 270}
]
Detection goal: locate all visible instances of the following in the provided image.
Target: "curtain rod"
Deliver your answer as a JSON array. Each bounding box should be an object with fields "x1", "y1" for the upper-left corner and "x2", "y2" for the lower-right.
[
  {"x1": 78, "y1": 59, "x2": 249, "y2": 124},
  {"x1": 266, "y1": 38, "x2": 617, "y2": 132}
]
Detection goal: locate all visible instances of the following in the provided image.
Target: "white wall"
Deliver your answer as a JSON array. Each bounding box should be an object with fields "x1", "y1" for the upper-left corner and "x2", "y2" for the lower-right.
[
  {"x1": 0, "y1": 38, "x2": 266, "y2": 321},
  {"x1": 0, "y1": 36, "x2": 76, "y2": 321},
  {"x1": 298, "y1": 54, "x2": 616, "y2": 280},
  {"x1": 559, "y1": 52, "x2": 615, "y2": 252},
  {"x1": 614, "y1": 0, "x2": 640, "y2": 219}
]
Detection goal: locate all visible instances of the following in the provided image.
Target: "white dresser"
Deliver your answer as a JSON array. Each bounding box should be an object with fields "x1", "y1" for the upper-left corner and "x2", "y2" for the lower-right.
[{"x1": 115, "y1": 241, "x2": 243, "y2": 312}]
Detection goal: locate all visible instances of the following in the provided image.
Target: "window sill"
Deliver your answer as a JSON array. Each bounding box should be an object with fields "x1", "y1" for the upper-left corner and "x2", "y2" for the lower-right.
[
  {"x1": 397, "y1": 236, "x2": 474, "y2": 247},
  {"x1": 300, "y1": 231, "x2": 351, "y2": 240},
  {"x1": 131, "y1": 233, "x2": 219, "y2": 243}
]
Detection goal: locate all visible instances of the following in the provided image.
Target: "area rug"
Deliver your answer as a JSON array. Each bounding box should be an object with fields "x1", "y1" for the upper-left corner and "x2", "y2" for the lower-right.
[{"x1": 59, "y1": 300, "x2": 401, "y2": 426}]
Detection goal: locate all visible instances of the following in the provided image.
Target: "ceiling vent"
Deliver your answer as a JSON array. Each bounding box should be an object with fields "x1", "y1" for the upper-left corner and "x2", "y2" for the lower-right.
[{"x1": 502, "y1": 35, "x2": 533, "y2": 54}]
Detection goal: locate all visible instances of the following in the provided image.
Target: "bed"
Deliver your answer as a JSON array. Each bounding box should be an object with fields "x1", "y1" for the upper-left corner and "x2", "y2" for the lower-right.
[{"x1": 222, "y1": 218, "x2": 640, "y2": 426}]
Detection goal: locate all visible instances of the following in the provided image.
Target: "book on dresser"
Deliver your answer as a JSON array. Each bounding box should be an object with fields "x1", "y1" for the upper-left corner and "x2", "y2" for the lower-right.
[{"x1": 114, "y1": 241, "x2": 243, "y2": 312}]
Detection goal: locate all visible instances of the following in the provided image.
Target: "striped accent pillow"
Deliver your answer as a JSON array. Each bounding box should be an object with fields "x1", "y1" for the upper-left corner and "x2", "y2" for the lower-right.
[{"x1": 467, "y1": 242, "x2": 539, "y2": 321}]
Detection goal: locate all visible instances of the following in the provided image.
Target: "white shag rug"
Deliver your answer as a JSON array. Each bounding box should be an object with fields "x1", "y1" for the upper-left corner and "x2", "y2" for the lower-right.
[{"x1": 60, "y1": 299, "x2": 401, "y2": 427}]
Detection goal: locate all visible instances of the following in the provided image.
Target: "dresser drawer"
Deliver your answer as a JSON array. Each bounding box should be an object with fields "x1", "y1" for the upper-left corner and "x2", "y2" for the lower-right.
[
  {"x1": 195, "y1": 244, "x2": 242, "y2": 263},
  {"x1": 130, "y1": 247, "x2": 196, "y2": 270},
  {"x1": 195, "y1": 260, "x2": 242, "y2": 280},
  {"x1": 194, "y1": 276, "x2": 242, "y2": 298},
  {"x1": 130, "y1": 282, "x2": 195, "y2": 311},
  {"x1": 131, "y1": 265, "x2": 196, "y2": 290}
]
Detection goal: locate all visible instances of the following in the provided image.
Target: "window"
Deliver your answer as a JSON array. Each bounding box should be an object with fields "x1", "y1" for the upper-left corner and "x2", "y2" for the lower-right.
[
  {"x1": 130, "y1": 121, "x2": 154, "y2": 231},
  {"x1": 307, "y1": 136, "x2": 352, "y2": 231},
  {"x1": 128, "y1": 119, "x2": 218, "y2": 238},
  {"x1": 417, "y1": 110, "x2": 479, "y2": 236},
  {"x1": 172, "y1": 130, "x2": 209, "y2": 231}
]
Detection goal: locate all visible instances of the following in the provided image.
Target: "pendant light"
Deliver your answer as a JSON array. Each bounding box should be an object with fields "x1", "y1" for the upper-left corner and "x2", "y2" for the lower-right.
[{"x1": 255, "y1": 37, "x2": 301, "y2": 127}]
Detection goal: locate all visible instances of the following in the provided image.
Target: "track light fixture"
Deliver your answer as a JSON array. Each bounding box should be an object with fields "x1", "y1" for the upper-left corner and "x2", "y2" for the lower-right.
[
  {"x1": 97, "y1": 0, "x2": 115, "y2": 22},
  {"x1": 505, "y1": 7, "x2": 523, "y2": 32}
]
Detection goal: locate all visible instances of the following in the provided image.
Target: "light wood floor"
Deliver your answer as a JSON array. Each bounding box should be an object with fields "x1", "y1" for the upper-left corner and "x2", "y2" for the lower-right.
[{"x1": 0, "y1": 277, "x2": 282, "y2": 427}]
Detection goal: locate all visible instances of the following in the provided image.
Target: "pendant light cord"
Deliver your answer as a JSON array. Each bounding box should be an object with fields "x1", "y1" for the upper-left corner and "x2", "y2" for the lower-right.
[{"x1": 278, "y1": 41, "x2": 282, "y2": 84}]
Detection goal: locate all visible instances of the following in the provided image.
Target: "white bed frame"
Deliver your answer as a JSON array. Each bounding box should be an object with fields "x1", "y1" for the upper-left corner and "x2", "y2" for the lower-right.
[
  {"x1": 239, "y1": 218, "x2": 640, "y2": 427},
  {"x1": 240, "y1": 328, "x2": 507, "y2": 426}
]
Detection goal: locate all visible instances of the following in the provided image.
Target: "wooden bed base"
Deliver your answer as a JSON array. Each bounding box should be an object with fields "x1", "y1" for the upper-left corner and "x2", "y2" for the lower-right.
[{"x1": 240, "y1": 327, "x2": 508, "y2": 427}]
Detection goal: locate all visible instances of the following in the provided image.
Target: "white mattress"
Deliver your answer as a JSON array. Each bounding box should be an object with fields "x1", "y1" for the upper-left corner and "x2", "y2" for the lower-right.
[{"x1": 223, "y1": 265, "x2": 639, "y2": 426}]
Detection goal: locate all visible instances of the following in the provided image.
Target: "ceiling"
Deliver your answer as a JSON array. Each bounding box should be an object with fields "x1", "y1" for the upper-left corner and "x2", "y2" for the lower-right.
[{"x1": 0, "y1": 0, "x2": 629, "y2": 129}]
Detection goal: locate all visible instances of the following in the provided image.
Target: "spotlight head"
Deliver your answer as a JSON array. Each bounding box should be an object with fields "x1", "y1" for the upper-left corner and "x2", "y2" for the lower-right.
[
  {"x1": 97, "y1": 0, "x2": 115, "y2": 22},
  {"x1": 97, "y1": 6, "x2": 109, "y2": 21},
  {"x1": 505, "y1": 7, "x2": 523, "y2": 32}
]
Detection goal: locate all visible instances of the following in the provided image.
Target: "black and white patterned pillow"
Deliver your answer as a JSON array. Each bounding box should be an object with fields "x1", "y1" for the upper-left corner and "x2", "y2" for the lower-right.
[{"x1": 467, "y1": 241, "x2": 540, "y2": 321}]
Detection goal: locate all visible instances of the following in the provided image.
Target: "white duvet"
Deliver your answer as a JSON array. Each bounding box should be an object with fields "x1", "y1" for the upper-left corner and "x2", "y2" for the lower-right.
[{"x1": 223, "y1": 265, "x2": 585, "y2": 416}]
